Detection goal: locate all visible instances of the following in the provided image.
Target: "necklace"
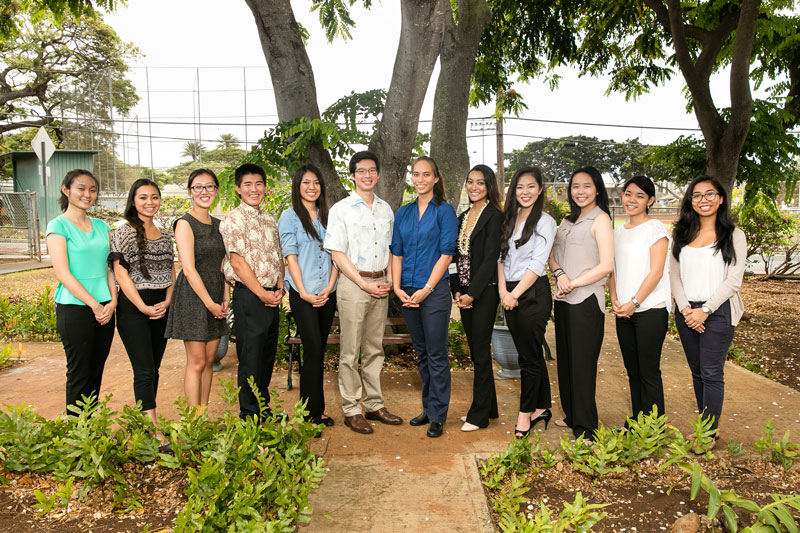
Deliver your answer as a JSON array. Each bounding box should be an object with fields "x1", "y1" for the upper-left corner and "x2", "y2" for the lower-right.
[{"x1": 458, "y1": 201, "x2": 488, "y2": 255}]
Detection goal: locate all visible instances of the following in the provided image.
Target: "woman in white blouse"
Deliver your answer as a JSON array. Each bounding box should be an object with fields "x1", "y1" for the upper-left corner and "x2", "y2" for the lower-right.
[
  {"x1": 670, "y1": 176, "x2": 746, "y2": 443},
  {"x1": 608, "y1": 176, "x2": 669, "y2": 423},
  {"x1": 497, "y1": 167, "x2": 557, "y2": 439}
]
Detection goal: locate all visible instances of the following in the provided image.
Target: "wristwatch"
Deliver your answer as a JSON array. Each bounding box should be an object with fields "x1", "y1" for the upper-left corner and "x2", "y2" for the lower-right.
[
  {"x1": 701, "y1": 304, "x2": 711, "y2": 314},
  {"x1": 631, "y1": 297, "x2": 641, "y2": 309}
]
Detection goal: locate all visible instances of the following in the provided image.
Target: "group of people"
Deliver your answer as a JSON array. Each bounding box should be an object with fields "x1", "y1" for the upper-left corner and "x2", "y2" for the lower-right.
[{"x1": 45, "y1": 149, "x2": 745, "y2": 445}]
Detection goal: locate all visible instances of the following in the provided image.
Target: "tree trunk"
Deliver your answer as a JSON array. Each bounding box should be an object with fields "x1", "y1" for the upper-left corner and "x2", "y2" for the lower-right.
[
  {"x1": 429, "y1": 0, "x2": 492, "y2": 210},
  {"x1": 244, "y1": 0, "x2": 348, "y2": 203},
  {"x1": 370, "y1": 0, "x2": 448, "y2": 210}
]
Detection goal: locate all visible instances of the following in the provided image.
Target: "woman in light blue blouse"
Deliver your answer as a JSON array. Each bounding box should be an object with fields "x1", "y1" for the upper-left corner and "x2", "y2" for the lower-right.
[
  {"x1": 391, "y1": 156, "x2": 459, "y2": 438},
  {"x1": 45, "y1": 169, "x2": 117, "y2": 412},
  {"x1": 278, "y1": 164, "x2": 338, "y2": 430}
]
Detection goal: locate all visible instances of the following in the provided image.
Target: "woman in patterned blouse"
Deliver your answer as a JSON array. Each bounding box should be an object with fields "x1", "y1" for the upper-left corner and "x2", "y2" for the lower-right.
[{"x1": 110, "y1": 179, "x2": 175, "y2": 450}]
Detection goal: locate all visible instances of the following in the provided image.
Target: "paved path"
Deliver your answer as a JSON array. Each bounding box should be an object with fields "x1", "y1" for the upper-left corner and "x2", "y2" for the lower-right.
[
  {"x1": 0, "y1": 258, "x2": 50, "y2": 275},
  {"x1": 1, "y1": 321, "x2": 798, "y2": 532}
]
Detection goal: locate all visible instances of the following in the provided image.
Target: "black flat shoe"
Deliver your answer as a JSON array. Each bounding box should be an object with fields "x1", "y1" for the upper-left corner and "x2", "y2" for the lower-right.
[
  {"x1": 427, "y1": 421, "x2": 443, "y2": 438},
  {"x1": 307, "y1": 415, "x2": 335, "y2": 427},
  {"x1": 410, "y1": 410, "x2": 429, "y2": 426},
  {"x1": 158, "y1": 442, "x2": 173, "y2": 454},
  {"x1": 531, "y1": 408, "x2": 552, "y2": 431}
]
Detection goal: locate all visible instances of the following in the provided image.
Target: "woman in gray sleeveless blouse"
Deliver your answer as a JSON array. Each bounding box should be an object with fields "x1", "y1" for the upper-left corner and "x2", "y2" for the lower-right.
[{"x1": 548, "y1": 166, "x2": 614, "y2": 442}]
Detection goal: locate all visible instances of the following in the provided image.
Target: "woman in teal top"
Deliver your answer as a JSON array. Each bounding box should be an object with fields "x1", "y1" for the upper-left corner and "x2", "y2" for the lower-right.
[{"x1": 46, "y1": 169, "x2": 117, "y2": 412}]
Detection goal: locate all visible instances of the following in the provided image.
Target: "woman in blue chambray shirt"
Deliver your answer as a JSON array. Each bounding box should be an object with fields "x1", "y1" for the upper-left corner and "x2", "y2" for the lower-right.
[
  {"x1": 278, "y1": 164, "x2": 338, "y2": 431},
  {"x1": 390, "y1": 156, "x2": 459, "y2": 438}
]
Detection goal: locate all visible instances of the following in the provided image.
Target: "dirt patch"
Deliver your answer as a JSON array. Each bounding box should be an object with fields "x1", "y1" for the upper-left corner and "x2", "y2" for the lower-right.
[
  {"x1": 0, "y1": 468, "x2": 187, "y2": 532},
  {"x1": 499, "y1": 455, "x2": 800, "y2": 531},
  {"x1": 0, "y1": 268, "x2": 57, "y2": 299},
  {"x1": 734, "y1": 278, "x2": 800, "y2": 391}
]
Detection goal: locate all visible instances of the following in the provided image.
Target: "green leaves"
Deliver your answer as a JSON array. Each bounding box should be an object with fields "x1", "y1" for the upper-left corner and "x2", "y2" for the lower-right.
[{"x1": 0, "y1": 286, "x2": 58, "y2": 341}]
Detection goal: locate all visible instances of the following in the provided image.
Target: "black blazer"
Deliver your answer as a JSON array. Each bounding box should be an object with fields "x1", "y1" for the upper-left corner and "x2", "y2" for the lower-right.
[{"x1": 449, "y1": 203, "x2": 502, "y2": 301}]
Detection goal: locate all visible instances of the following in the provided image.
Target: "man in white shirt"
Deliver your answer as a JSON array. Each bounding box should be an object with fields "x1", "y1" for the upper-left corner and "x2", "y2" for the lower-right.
[{"x1": 324, "y1": 151, "x2": 403, "y2": 434}]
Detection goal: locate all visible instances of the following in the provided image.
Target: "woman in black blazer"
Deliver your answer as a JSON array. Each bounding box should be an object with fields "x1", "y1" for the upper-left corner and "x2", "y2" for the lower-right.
[{"x1": 451, "y1": 164, "x2": 504, "y2": 431}]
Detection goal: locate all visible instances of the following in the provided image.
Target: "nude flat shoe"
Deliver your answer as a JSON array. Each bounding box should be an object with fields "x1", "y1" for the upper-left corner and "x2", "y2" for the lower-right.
[{"x1": 461, "y1": 422, "x2": 481, "y2": 432}]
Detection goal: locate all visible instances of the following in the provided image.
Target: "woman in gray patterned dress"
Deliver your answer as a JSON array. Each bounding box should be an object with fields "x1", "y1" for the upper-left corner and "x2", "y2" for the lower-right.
[{"x1": 165, "y1": 169, "x2": 229, "y2": 409}]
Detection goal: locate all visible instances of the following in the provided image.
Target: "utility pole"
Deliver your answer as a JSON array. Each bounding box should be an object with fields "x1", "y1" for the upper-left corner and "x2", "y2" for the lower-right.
[{"x1": 495, "y1": 113, "x2": 505, "y2": 196}]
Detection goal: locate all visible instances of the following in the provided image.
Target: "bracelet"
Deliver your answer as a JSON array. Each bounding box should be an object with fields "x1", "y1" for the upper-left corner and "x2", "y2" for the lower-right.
[
  {"x1": 425, "y1": 283, "x2": 434, "y2": 293},
  {"x1": 631, "y1": 297, "x2": 641, "y2": 309}
]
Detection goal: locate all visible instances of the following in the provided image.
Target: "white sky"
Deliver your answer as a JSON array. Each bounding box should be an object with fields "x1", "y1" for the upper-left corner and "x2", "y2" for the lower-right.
[{"x1": 104, "y1": 0, "x2": 733, "y2": 171}]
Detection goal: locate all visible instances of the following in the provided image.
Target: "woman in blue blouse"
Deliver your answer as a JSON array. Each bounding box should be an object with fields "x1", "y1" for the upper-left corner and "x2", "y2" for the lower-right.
[
  {"x1": 46, "y1": 169, "x2": 117, "y2": 412},
  {"x1": 391, "y1": 156, "x2": 459, "y2": 438},
  {"x1": 278, "y1": 164, "x2": 338, "y2": 431}
]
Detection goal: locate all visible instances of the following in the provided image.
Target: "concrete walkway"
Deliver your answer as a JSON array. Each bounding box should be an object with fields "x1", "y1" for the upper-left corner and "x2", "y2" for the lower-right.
[
  {"x1": 1, "y1": 321, "x2": 798, "y2": 531},
  {"x1": 0, "y1": 257, "x2": 50, "y2": 275}
]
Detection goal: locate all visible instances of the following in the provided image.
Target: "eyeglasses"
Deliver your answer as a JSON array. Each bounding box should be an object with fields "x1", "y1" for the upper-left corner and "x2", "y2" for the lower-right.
[
  {"x1": 691, "y1": 191, "x2": 719, "y2": 202},
  {"x1": 190, "y1": 184, "x2": 218, "y2": 193},
  {"x1": 354, "y1": 168, "x2": 378, "y2": 177}
]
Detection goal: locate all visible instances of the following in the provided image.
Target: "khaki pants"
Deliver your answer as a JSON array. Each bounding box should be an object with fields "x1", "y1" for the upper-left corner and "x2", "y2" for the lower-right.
[{"x1": 336, "y1": 274, "x2": 389, "y2": 416}]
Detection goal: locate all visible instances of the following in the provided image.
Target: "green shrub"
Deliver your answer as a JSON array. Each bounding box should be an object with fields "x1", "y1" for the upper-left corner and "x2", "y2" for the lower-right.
[{"x1": 0, "y1": 286, "x2": 58, "y2": 341}]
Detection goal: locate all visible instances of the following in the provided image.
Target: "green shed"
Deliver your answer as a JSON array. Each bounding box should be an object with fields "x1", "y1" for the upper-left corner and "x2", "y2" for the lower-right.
[{"x1": 1, "y1": 149, "x2": 99, "y2": 228}]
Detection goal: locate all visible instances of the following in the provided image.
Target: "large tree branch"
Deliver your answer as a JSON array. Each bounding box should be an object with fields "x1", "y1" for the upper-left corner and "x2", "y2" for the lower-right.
[
  {"x1": 694, "y1": 9, "x2": 740, "y2": 79},
  {"x1": 244, "y1": 0, "x2": 346, "y2": 202},
  {"x1": 430, "y1": 0, "x2": 492, "y2": 205},
  {"x1": 0, "y1": 117, "x2": 51, "y2": 135},
  {"x1": 784, "y1": 55, "x2": 800, "y2": 129},
  {"x1": 370, "y1": 0, "x2": 447, "y2": 209}
]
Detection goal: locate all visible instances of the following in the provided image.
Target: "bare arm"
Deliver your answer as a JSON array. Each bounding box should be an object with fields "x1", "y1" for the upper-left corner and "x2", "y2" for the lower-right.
[
  {"x1": 407, "y1": 254, "x2": 452, "y2": 305},
  {"x1": 571, "y1": 213, "x2": 614, "y2": 288}
]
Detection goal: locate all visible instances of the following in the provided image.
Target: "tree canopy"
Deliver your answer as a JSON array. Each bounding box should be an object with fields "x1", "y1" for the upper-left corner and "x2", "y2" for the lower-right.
[{"x1": 0, "y1": 13, "x2": 139, "y2": 138}]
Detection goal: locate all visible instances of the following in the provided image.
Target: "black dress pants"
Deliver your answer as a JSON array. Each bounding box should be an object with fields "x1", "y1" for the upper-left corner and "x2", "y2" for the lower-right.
[
  {"x1": 505, "y1": 276, "x2": 553, "y2": 413},
  {"x1": 56, "y1": 302, "x2": 115, "y2": 412},
  {"x1": 233, "y1": 283, "x2": 279, "y2": 419},
  {"x1": 457, "y1": 284, "x2": 499, "y2": 427},
  {"x1": 615, "y1": 307, "x2": 667, "y2": 419},
  {"x1": 288, "y1": 288, "x2": 336, "y2": 420},
  {"x1": 116, "y1": 289, "x2": 169, "y2": 412},
  {"x1": 554, "y1": 295, "x2": 604, "y2": 439}
]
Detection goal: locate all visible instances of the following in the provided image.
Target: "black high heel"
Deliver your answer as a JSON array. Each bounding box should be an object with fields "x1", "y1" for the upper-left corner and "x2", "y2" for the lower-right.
[
  {"x1": 514, "y1": 425, "x2": 531, "y2": 439},
  {"x1": 531, "y1": 408, "x2": 552, "y2": 431}
]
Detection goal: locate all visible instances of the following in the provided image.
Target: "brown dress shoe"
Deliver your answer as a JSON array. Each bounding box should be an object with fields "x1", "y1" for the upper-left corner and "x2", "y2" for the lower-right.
[
  {"x1": 344, "y1": 414, "x2": 374, "y2": 434},
  {"x1": 365, "y1": 407, "x2": 403, "y2": 425}
]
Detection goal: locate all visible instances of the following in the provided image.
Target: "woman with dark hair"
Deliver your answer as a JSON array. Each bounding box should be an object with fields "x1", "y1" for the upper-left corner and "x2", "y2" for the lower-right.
[
  {"x1": 278, "y1": 164, "x2": 338, "y2": 431},
  {"x1": 497, "y1": 167, "x2": 557, "y2": 438},
  {"x1": 608, "y1": 175, "x2": 670, "y2": 422},
  {"x1": 391, "y1": 156, "x2": 459, "y2": 438},
  {"x1": 450, "y1": 164, "x2": 503, "y2": 432},
  {"x1": 165, "y1": 168, "x2": 229, "y2": 410},
  {"x1": 110, "y1": 179, "x2": 175, "y2": 447},
  {"x1": 46, "y1": 169, "x2": 116, "y2": 412},
  {"x1": 548, "y1": 166, "x2": 614, "y2": 441},
  {"x1": 670, "y1": 176, "x2": 745, "y2": 443}
]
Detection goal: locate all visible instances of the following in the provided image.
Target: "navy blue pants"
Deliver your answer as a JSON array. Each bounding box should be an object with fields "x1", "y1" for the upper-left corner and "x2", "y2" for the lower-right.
[
  {"x1": 675, "y1": 301, "x2": 735, "y2": 431},
  {"x1": 402, "y1": 278, "x2": 452, "y2": 423}
]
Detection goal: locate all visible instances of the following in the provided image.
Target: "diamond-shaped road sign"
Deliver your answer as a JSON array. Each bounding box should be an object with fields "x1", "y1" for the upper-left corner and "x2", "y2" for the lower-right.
[{"x1": 31, "y1": 127, "x2": 56, "y2": 164}]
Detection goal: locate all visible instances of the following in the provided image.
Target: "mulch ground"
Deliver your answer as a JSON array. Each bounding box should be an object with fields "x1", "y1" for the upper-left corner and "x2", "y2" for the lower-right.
[
  {"x1": 734, "y1": 278, "x2": 800, "y2": 391},
  {"x1": 495, "y1": 454, "x2": 800, "y2": 532}
]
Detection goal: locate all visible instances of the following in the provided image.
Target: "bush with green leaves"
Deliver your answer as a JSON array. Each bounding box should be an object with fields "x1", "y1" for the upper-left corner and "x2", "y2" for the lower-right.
[
  {"x1": 0, "y1": 286, "x2": 58, "y2": 341},
  {"x1": 734, "y1": 194, "x2": 800, "y2": 278},
  {"x1": 0, "y1": 378, "x2": 325, "y2": 530}
]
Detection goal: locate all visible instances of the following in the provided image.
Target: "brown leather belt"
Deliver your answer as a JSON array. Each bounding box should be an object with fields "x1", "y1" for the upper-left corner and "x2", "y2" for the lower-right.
[{"x1": 358, "y1": 269, "x2": 386, "y2": 279}]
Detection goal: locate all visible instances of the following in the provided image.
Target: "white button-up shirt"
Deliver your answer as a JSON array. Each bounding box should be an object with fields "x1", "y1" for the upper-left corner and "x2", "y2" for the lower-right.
[{"x1": 324, "y1": 192, "x2": 394, "y2": 272}]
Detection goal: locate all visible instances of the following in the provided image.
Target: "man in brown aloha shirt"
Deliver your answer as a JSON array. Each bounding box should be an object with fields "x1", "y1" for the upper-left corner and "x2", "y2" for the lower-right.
[{"x1": 220, "y1": 163, "x2": 284, "y2": 420}]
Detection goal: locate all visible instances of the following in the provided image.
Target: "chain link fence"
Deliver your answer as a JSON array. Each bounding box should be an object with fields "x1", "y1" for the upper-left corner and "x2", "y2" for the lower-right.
[{"x1": 0, "y1": 192, "x2": 42, "y2": 261}]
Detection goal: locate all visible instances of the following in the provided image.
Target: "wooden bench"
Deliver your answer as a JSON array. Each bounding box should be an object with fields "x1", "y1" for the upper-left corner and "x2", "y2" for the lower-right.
[{"x1": 284, "y1": 314, "x2": 412, "y2": 390}]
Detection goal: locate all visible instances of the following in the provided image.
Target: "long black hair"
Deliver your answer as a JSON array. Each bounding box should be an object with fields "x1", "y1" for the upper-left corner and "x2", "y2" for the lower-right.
[
  {"x1": 500, "y1": 167, "x2": 546, "y2": 261},
  {"x1": 467, "y1": 164, "x2": 503, "y2": 211},
  {"x1": 291, "y1": 164, "x2": 328, "y2": 242},
  {"x1": 411, "y1": 156, "x2": 445, "y2": 206},
  {"x1": 59, "y1": 169, "x2": 99, "y2": 212},
  {"x1": 123, "y1": 178, "x2": 161, "y2": 279},
  {"x1": 671, "y1": 176, "x2": 737, "y2": 264},
  {"x1": 565, "y1": 166, "x2": 610, "y2": 223}
]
